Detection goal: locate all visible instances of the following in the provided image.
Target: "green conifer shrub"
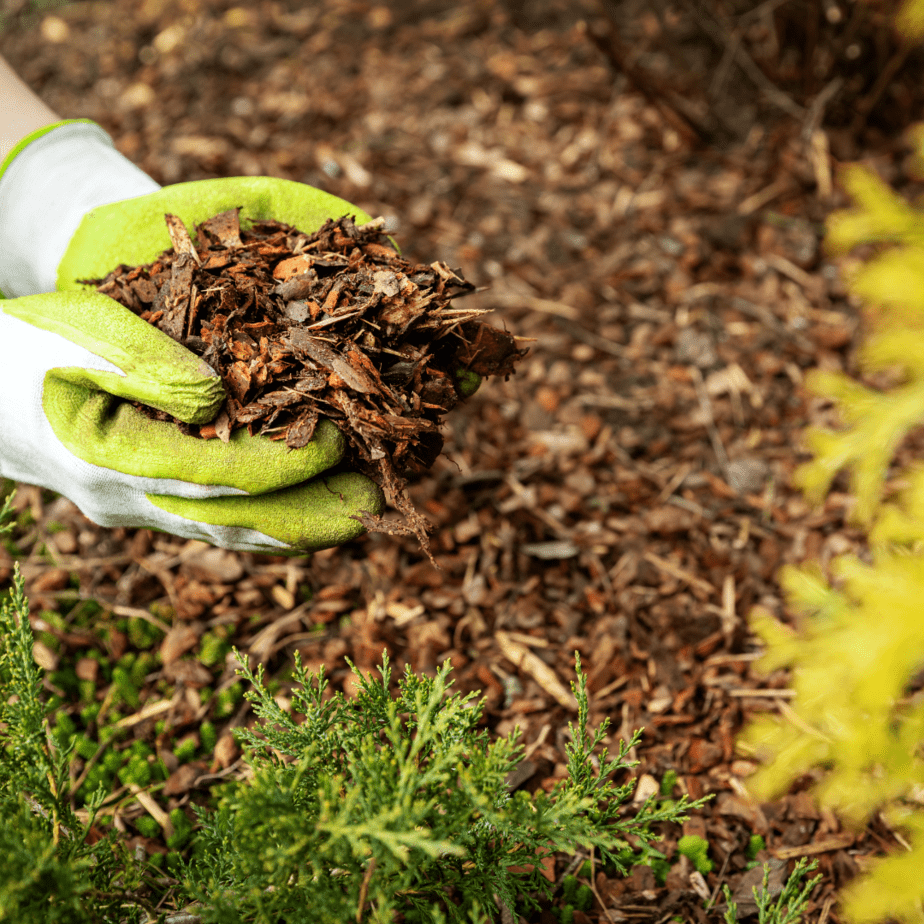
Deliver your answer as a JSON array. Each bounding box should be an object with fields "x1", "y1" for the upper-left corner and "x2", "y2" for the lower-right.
[
  {"x1": 719, "y1": 858, "x2": 821, "y2": 924},
  {"x1": 740, "y1": 130, "x2": 924, "y2": 923},
  {"x1": 181, "y1": 652, "x2": 709, "y2": 923}
]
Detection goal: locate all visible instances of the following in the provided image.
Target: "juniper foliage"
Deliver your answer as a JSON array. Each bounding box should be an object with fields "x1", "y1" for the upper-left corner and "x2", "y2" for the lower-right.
[
  {"x1": 0, "y1": 494, "x2": 149, "y2": 922},
  {"x1": 184, "y1": 652, "x2": 709, "y2": 923},
  {"x1": 721, "y1": 858, "x2": 821, "y2": 924}
]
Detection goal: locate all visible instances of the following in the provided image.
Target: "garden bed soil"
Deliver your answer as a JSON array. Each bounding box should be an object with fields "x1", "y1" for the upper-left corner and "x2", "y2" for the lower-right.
[{"x1": 3, "y1": 0, "x2": 918, "y2": 919}]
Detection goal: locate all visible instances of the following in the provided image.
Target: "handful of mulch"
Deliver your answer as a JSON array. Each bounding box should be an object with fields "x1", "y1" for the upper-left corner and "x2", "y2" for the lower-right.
[{"x1": 84, "y1": 209, "x2": 525, "y2": 556}]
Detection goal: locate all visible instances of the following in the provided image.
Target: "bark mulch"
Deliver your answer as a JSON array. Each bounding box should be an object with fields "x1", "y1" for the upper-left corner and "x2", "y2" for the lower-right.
[
  {"x1": 86, "y1": 208, "x2": 524, "y2": 556},
  {"x1": 2, "y1": 0, "x2": 917, "y2": 920}
]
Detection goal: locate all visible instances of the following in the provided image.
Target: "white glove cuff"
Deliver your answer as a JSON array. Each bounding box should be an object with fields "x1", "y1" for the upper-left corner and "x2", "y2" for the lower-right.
[{"x1": 0, "y1": 121, "x2": 161, "y2": 298}]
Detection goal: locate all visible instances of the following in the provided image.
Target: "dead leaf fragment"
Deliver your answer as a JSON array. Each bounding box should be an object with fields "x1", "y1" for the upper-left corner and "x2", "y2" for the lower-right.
[
  {"x1": 163, "y1": 762, "x2": 207, "y2": 796},
  {"x1": 160, "y1": 624, "x2": 199, "y2": 665}
]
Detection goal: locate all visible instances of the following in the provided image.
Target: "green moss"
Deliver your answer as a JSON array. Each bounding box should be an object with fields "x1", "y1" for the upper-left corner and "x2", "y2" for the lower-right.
[
  {"x1": 75, "y1": 735, "x2": 96, "y2": 760},
  {"x1": 54, "y1": 712, "x2": 76, "y2": 738},
  {"x1": 660, "y1": 769, "x2": 677, "y2": 796},
  {"x1": 135, "y1": 816, "x2": 161, "y2": 839},
  {"x1": 199, "y1": 631, "x2": 229, "y2": 667},
  {"x1": 651, "y1": 858, "x2": 670, "y2": 885},
  {"x1": 677, "y1": 835, "x2": 712, "y2": 875},
  {"x1": 51, "y1": 665, "x2": 80, "y2": 698},
  {"x1": 78, "y1": 680, "x2": 95, "y2": 704},
  {"x1": 746, "y1": 834, "x2": 765, "y2": 860},
  {"x1": 99, "y1": 725, "x2": 124, "y2": 746},
  {"x1": 574, "y1": 884, "x2": 593, "y2": 912},
  {"x1": 167, "y1": 809, "x2": 193, "y2": 850},
  {"x1": 111, "y1": 665, "x2": 140, "y2": 709},
  {"x1": 130, "y1": 652, "x2": 154, "y2": 687},
  {"x1": 118, "y1": 754, "x2": 152, "y2": 787},
  {"x1": 128, "y1": 741, "x2": 153, "y2": 759},
  {"x1": 214, "y1": 683, "x2": 243, "y2": 718},
  {"x1": 174, "y1": 738, "x2": 197, "y2": 763},
  {"x1": 66, "y1": 599, "x2": 102, "y2": 624},
  {"x1": 200, "y1": 721, "x2": 217, "y2": 753},
  {"x1": 127, "y1": 617, "x2": 162, "y2": 649}
]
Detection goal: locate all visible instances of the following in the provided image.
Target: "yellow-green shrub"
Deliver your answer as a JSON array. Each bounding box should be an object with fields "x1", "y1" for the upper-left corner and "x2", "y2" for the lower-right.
[{"x1": 741, "y1": 130, "x2": 924, "y2": 923}]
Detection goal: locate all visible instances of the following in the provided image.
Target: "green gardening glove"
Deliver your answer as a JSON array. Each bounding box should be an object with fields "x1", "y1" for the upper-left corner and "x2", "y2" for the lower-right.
[{"x1": 0, "y1": 133, "x2": 385, "y2": 553}]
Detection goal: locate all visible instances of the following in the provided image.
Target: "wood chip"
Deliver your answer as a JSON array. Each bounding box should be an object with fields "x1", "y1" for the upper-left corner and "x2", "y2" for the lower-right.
[{"x1": 495, "y1": 631, "x2": 578, "y2": 710}]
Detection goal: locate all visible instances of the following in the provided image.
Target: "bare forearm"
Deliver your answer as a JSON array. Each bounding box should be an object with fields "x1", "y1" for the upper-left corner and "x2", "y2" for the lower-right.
[{"x1": 0, "y1": 54, "x2": 60, "y2": 164}]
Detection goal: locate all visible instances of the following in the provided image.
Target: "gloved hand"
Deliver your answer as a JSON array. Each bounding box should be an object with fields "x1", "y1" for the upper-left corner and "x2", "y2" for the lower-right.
[{"x1": 0, "y1": 121, "x2": 384, "y2": 553}]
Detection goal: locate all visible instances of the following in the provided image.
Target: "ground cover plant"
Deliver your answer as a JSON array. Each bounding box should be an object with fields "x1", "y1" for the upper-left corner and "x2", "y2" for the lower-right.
[{"x1": 0, "y1": 517, "x2": 823, "y2": 921}]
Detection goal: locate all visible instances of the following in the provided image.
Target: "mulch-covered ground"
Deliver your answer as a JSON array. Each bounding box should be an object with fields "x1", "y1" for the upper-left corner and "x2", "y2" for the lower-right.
[{"x1": 3, "y1": 0, "x2": 921, "y2": 919}]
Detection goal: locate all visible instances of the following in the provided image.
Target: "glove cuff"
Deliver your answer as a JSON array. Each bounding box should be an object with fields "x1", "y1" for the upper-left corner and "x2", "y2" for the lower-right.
[{"x1": 0, "y1": 120, "x2": 161, "y2": 298}]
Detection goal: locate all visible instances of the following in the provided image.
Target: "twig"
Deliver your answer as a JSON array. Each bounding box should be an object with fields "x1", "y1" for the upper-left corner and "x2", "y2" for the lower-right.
[
  {"x1": 738, "y1": 0, "x2": 794, "y2": 25},
  {"x1": 129, "y1": 782, "x2": 174, "y2": 838},
  {"x1": 487, "y1": 291, "x2": 579, "y2": 320},
  {"x1": 583, "y1": 847, "x2": 618, "y2": 922},
  {"x1": 644, "y1": 551, "x2": 716, "y2": 597},
  {"x1": 110, "y1": 605, "x2": 171, "y2": 634},
  {"x1": 707, "y1": 849, "x2": 733, "y2": 910},
  {"x1": 727, "y1": 687, "x2": 795, "y2": 698},
  {"x1": 654, "y1": 462, "x2": 694, "y2": 505},
  {"x1": 554, "y1": 317, "x2": 623, "y2": 356},
  {"x1": 725, "y1": 296, "x2": 814, "y2": 352},
  {"x1": 71, "y1": 731, "x2": 113, "y2": 798},
  {"x1": 690, "y1": 366, "x2": 730, "y2": 479},
  {"x1": 683, "y1": 0, "x2": 805, "y2": 119},
  {"x1": 356, "y1": 856, "x2": 377, "y2": 922},
  {"x1": 777, "y1": 698, "x2": 831, "y2": 741},
  {"x1": 851, "y1": 42, "x2": 913, "y2": 136},
  {"x1": 801, "y1": 76, "x2": 844, "y2": 143},
  {"x1": 588, "y1": 4, "x2": 712, "y2": 145},
  {"x1": 87, "y1": 888, "x2": 158, "y2": 918}
]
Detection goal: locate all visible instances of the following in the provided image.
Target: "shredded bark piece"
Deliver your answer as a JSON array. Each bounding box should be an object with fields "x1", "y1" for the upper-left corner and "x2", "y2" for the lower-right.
[{"x1": 83, "y1": 210, "x2": 526, "y2": 559}]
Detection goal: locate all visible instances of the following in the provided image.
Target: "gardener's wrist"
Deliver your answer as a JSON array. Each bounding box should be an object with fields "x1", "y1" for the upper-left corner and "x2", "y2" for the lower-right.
[
  {"x1": 0, "y1": 120, "x2": 160, "y2": 298},
  {"x1": 0, "y1": 53, "x2": 60, "y2": 164}
]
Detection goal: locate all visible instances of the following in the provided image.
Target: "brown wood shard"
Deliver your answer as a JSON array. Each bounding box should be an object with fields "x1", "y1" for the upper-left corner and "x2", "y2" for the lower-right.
[
  {"x1": 198, "y1": 208, "x2": 243, "y2": 249},
  {"x1": 164, "y1": 213, "x2": 200, "y2": 263},
  {"x1": 286, "y1": 330, "x2": 380, "y2": 395},
  {"x1": 161, "y1": 252, "x2": 195, "y2": 342}
]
